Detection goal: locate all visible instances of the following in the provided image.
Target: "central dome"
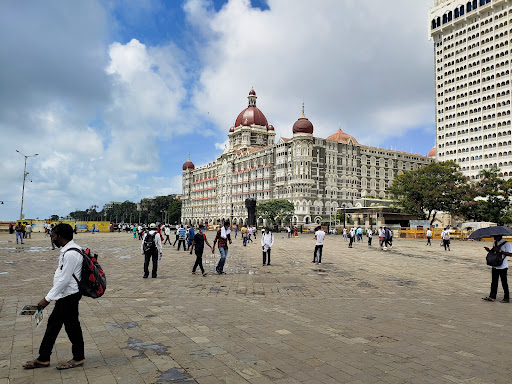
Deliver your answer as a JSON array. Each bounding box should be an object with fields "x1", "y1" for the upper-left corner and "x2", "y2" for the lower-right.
[
  {"x1": 234, "y1": 89, "x2": 268, "y2": 128},
  {"x1": 292, "y1": 106, "x2": 313, "y2": 134}
]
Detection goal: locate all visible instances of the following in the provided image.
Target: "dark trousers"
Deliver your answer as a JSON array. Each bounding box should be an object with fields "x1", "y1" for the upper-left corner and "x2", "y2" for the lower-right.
[
  {"x1": 427, "y1": 237, "x2": 432, "y2": 246},
  {"x1": 490, "y1": 267, "x2": 509, "y2": 300},
  {"x1": 164, "y1": 235, "x2": 171, "y2": 245},
  {"x1": 144, "y1": 249, "x2": 158, "y2": 277},
  {"x1": 193, "y1": 249, "x2": 205, "y2": 274},
  {"x1": 263, "y1": 249, "x2": 271, "y2": 265},
  {"x1": 313, "y1": 245, "x2": 323, "y2": 263},
  {"x1": 173, "y1": 235, "x2": 179, "y2": 246},
  {"x1": 368, "y1": 237, "x2": 372, "y2": 246},
  {"x1": 177, "y1": 239, "x2": 186, "y2": 251},
  {"x1": 38, "y1": 292, "x2": 84, "y2": 362},
  {"x1": 349, "y1": 236, "x2": 354, "y2": 248},
  {"x1": 443, "y1": 239, "x2": 450, "y2": 250}
]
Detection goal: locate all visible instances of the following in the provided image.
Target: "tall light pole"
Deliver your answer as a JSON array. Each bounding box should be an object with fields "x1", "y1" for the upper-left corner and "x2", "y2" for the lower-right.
[{"x1": 16, "y1": 150, "x2": 38, "y2": 220}]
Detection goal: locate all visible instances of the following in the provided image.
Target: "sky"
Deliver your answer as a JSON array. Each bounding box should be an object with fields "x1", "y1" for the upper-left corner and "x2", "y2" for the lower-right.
[{"x1": 0, "y1": 0, "x2": 436, "y2": 221}]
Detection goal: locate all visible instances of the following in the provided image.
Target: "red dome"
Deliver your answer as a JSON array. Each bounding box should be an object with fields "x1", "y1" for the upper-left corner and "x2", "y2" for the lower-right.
[
  {"x1": 293, "y1": 117, "x2": 313, "y2": 134},
  {"x1": 235, "y1": 107, "x2": 268, "y2": 127},
  {"x1": 182, "y1": 160, "x2": 195, "y2": 171},
  {"x1": 268, "y1": 124, "x2": 275, "y2": 131},
  {"x1": 249, "y1": 88, "x2": 256, "y2": 95},
  {"x1": 229, "y1": 126, "x2": 235, "y2": 133},
  {"x1": 428, "y1": 147, "x2": 436, "y2": 158}
]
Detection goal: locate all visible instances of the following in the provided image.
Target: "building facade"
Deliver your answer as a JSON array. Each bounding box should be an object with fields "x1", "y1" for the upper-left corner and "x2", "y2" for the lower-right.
[
  {"x1": 429, "y1": 0, "x2": 512, "y2": 179},
  {"x1": 181, "y1": 90, "x2": 432, "y2": 227}
]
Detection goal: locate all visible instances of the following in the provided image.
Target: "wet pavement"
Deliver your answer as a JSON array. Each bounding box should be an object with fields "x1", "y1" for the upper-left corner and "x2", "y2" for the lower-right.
[{"x1": 0, "y1": 231, "x2": 511, "y2": 383}]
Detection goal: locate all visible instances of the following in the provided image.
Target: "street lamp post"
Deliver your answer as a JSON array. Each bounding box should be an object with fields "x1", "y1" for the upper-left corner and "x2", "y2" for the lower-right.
[{"x1": 16, "y1": 150, "x2": 38, "y2": 220}]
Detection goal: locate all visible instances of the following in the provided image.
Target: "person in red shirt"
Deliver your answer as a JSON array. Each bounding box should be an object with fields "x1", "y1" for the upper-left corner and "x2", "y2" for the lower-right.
[{"x1": 212, "y1": 221, "x2": 232, "y2": 274}]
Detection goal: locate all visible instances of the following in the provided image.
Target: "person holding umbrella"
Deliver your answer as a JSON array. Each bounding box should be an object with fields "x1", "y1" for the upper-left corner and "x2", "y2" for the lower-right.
[{"x1": 470, "y1": 226, "x2": 512, "y2": 303}]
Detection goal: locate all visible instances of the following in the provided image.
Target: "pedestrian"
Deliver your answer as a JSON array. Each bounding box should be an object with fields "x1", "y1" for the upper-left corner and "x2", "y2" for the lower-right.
[
  {"x1": 187, "y1": 225, "x2": 195, "y2": 250},
  {"x1": 482, "y1": 235, "x2": 511, "y2": 303},
  {"x1": 343, "y1": 227, "x2": 348, "y2": 241},
  {"x1": 312, "y1": 226, "x2": 326, "y2": 264},
  {"x1": 367, "y1": 227, "x2": 373, "y2": 246},
  {"x1": 9, "y1": 222, "x2": 14, "y2": 234},
  {"x1": 91, "y1": 224, "x2": 95, "y2": 234},
  {"x1": 261, "y1": 227, "x2": 274, "y2": 266},
  {"x1": 15, "y1": 223, "x2": 24, "y2": 244},
  {"x1": 253, "y1": 226, "x2": 257, "y2": 240},
  {"x1": 348, "y1": 227, "x2": 355, "y2": 248},
  {"x1": 163, "y1": 225, "x2": 172, "y2": 245},
  {"x1": 173, "y1": 226, "x2": 180, "y2": 246},
  {"x1": 132, "y1": 225, "x2": 137, "y2": 239},
  {"x1": 426, "y1": 228, "x2": 433, "y2": 246},
  {"x1": 241, "y1": 225, "x2": 248, "y2": 246},
  {"x1": 356, "y1": 227, "x2": 363, "y2": 242},
  {"x1": 25, "y1": 223, "x2": 32, "y2": 239},
  {"x1": 287, "y1": 226, "x2": 291, "y2": 238},
  {"x1": 50, "y1": 224, "x2": 56, "y2": 250},
  {"x1": 384, "y1": 227, "x2": 393, "y2": 248},
  {"x1": 22, "y1": 223, "x2": 86, "y2": 370},
  {"x1": 234, "y1": 226, "x2": 238, "y2": 238},
  {"x1": 138, "y1": 224, "x2": 144, "y2": 240},
  {"x1": 189, "y1": 224, "x2": 212, "y2": 276},
  {"x1": 177, "y1": 225, "x2": 187, "y2": 251},
  {"x1": 247, "y1": 226, "x2": 253, "y2": 243},
  {"x1": 441, "y1": 227, "x2": 450, "y2": 251},
  {"x1": 141, "y1": 223, "x2": 162, "y2": 278},
  {"x1": 378, "y1": 227, "x2": 384, "y2": 248},
  {"x1": 212, "y1": 221, "x2": 232, "y2": 274},
  {"x1": 294, "y1": 226, "x2": 298, "y2": 237}
]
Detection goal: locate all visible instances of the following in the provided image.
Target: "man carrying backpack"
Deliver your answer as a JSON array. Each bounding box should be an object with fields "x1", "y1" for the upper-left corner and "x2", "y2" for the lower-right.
[
  {"x1": 482, "y1": 235, "x2": 512, "y2": 303},
  {"x1": 23, "y1": 223, "x2": 86, "y2": 370},
  {"x1": 141, "y1": 223, "x2": 162, "y2": 278}
]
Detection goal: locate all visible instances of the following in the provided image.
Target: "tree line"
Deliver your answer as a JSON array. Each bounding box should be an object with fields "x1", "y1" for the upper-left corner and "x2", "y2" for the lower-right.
[
  {"x1": 389, "y1": 161, "x2": 512, "y2": 225},
  {"x1": 64, "y1": 195, "x2": 182, "y2": 224}
]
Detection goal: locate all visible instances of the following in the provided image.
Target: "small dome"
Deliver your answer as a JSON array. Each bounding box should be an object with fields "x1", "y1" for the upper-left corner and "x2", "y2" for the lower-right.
[
  {"x1": 182, "y1": 159, "x2": 195, "y2": 171},
  {"x1": 293, "y1": 117, "x2": 313, "y2": 134},
  {"x1": 229, "y1": 126, "x2": 235, "y2": 133},
  {"x1": 249, "y1": 88, "x2": 256, "y2": 95},
  {"x1": 268, "y1": 123, "x2": 275, "y2": 131},
  {"x1": 428, "y1": 147, "x2": 436, "y2": 158},
  {"x1": 326, "y1": 128, "x2": 359, "y2": 145}
]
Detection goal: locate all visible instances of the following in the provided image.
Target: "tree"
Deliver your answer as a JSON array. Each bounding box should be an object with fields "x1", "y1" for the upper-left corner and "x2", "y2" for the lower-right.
[
  {"x1": 167, "y1": 199, "x2": 182, "y2": 224},
  {"x1": 457, "y1": 167, "x2": 512, "y2": 224},
  {"x1": 50, "y1": 214, "x2": 60, "y2": 221},
  {"x1": 256, "y1": 200, "x2": 295, "y2": 227},
  {"x1": 389, "y1": 161, "x2": 469, "y2": 225}
]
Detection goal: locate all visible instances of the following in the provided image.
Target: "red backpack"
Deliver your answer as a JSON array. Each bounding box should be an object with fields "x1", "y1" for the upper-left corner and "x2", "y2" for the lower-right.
[{"x1": 66, "y1": 247, "x2": 106, "y2": 298}]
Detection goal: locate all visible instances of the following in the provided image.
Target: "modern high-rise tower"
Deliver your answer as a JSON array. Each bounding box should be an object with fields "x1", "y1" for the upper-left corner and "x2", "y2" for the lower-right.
[{"x1": 429, "y1": 0, "x2": 512, "y2": 179}]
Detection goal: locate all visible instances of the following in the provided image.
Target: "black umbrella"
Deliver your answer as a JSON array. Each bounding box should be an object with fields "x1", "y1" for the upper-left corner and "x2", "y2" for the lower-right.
[{"x1": 468, "y1": 226, "x2": 512, "y2": 239}]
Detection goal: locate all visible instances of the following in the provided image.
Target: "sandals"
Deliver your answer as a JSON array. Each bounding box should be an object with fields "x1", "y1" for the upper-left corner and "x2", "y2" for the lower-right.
[
  {"x1": 22, "y1": 360, "x2": 50, "y2": 369},
  {"x1": 482, "y1": 297, "x2": 496, "y2": 302},
  {"x1": 56, "y1": 360, "x2": 85, "y2": 370}
]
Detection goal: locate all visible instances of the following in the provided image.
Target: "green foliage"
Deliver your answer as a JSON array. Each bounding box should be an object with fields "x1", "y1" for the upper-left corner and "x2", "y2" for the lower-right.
[
  {"x1": 50, "y1": 214, "x2": 60, "y2": 221},
  {"x1": 389, "y1": 161, "x2": 468, "y2": 225},
  {"x1": 256, "y1": 199, "x2": 295, "y2": 226},
  {"x1": 457, "y1": 167, "x2": 512, "y2": 224}
]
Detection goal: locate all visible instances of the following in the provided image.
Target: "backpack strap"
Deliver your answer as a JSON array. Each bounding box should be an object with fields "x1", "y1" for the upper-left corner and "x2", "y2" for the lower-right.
[{"x1": 62, "y1": 247, "x2": 84, "y2": 284}]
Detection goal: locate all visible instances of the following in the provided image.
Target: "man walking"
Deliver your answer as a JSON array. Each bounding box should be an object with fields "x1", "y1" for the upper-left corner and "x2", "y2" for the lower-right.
[
  {"x1": 176, "y1": 225, "x2": 187, "y2": 251},
  {"x1": 141, "y1": 223, "x2": 162, "y2": 278},
  {"x1": 441, "y1": 227, "x2": 450, "y2": 251},
  {"x1": 15, "y1": 223, "x2": 24, "y2": 244},
  {"x1": 189, "y1": 224, "x2": 212, "y2": 276},
  {"x1": 482, "y1": 235, "x2": 511, "y2": 303},
  {"x1": 212, "y1": 221, "x2": 232, "y2": 274},
  {"x1": 312, "y1": 226, "x2": 325, "y2": 264},
  {"x1": 163, "y1": 225, "x2": 172, "y2": 245},
  {"x1": 22, "y1": 223, "x2": 86, "y2": 370},
  {"x1": 261, "y1": 227, "x2": 274, "y2": 266},
  {"x1": 187, "y1": 225, "x2": 195, "y2": 251},
  {"x1": 349, "y1": 227, "x2": 355, "y2": 248},
  {"x1": 241, "y1": 225, "x2": 248, "y2": 246},
  {"x1": 426, "y1": 228, "x2": 433, "y2": 246},
  {"x1": 367, "y1": 227, "x2": 373, "y2": 246}
]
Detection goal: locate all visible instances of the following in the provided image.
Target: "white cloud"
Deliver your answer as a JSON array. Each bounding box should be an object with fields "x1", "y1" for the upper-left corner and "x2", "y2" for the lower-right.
[{"x1": 187, "y1": 0, "x2": 435, "y2": 144}]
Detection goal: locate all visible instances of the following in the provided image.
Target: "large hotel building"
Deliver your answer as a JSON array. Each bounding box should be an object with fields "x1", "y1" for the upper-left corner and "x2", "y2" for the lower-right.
[
  {"x1": 430, "y1": 0, "x2": 512, "y2": 179},
  {"x1": 181, "y1": 90, "x2": 432, "y2": 227}
]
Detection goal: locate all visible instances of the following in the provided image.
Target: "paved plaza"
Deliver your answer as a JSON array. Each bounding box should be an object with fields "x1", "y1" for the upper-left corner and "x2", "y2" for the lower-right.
[{"x1": 0, "y1": 231, "x2": 511, "y2": 384}]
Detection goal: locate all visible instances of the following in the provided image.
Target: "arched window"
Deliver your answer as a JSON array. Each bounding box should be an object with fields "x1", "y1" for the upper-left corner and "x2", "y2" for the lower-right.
[
  {"x1": 455, "y1": 8, "x2": 460, "y2": 18},
  {"x1": 460, "y1": 5, "x2": 465, "y2": 15}
]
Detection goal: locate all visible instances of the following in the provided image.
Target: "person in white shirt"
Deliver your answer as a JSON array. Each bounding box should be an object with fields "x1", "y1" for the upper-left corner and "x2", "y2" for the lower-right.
[
  {"x1": 261, "y1": 228, "x2": 274, "y2": 266},
  {"x1": 483, "y1": 235, "x2": 512, "y2": 303},
  {"x1": 141, "y1": 223, "x2": 163, "y2": 278},
  {"x1": 163, "y1": 225, "x2": 172, "y2": 245},
  {"x1": 441, "y1": 227, "x2": 450, "y2": 251},
  {"x1": 23, "y1": 223, "x2": 85, "y2": 370},
  {"x1": 343, "y1": 227, "x2": 348, "y2": 241},
  {"x1": 426, "y1": 228, "x2": 433, "y2": 246},
  {"x1": 349, "y1": 227, "x2": 356, "y2": 248},
  {"x1": 313, "y1": 226, "x2": 326, "y2": 264},
  {"x1": 367, "y1": 227, "x2": 373, "y2": 246}
]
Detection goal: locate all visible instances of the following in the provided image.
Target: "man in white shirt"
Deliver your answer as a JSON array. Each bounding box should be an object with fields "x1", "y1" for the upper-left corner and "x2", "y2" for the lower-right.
[
  {"x1": 483, "y1": 235, "x2": 512, "y2": 303},
  {"x1": 441, "y1": 227, "x2": 450, "y2": 251},
  {"x1": 163, "y1": 225, "x2": 172, "y2": 245},
  {"x1": 426, "y1": 228, "x2": 433, "y2": 246},
  {"x1": 23, "y1": 223, "x2": 85, "y2": 370},
  {"x1": 261, "y1": 228, "x2": 274, "y2": 266},
  {"x1": 313, "y1": 226, "x2": 326, "y2": 264},
  {"x1": 367, "y1": 227, "x2": 373, "y2": 246}
]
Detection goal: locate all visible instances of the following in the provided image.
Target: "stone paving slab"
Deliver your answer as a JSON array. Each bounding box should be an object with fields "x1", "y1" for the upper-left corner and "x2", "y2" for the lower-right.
[{"x1": 0, "y1": 231, "x2": 511, "y2": 383}]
